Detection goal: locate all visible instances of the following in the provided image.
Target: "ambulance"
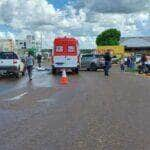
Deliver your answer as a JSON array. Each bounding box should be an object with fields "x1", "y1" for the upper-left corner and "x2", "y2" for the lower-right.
[{"x1": 52, "y1": 37, "x2": 80, "y2": 74}]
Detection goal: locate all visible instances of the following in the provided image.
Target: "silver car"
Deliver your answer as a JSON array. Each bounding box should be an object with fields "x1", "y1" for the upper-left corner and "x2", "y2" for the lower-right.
[{"x1": 80, "y1": 54, "x2": 105, "y2": 71}]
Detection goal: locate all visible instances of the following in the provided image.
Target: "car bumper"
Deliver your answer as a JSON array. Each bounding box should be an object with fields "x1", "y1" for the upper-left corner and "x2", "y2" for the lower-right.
[
  {"x1": 0, "y1": 66, "x2": 18, "y2": 73},
  {"x1": 98, "y1": 64, "x2": 105, "y2": 69}
]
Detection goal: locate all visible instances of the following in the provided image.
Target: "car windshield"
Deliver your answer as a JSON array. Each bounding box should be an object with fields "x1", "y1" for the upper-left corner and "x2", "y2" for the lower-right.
[
  {"x1": 82, "y1": 54, "x2": 94, "y2": 61},
  {"x1": 0, "y1": 52, "x2": 18, "y2": 59},
  {"x1": 95, "y1": 55, "x2": 104, "y2": 58}
]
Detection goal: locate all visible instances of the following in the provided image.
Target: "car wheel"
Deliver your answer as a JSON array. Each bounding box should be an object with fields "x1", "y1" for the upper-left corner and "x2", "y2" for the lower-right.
[
  {"x1": 22, "y1": 71, "x2": 25, "y2": 76},
  {"x1": 74, "y1": 68, "x2": 79, "y2": 74},
  {"x1": 15, "y1": 72, "x2": 22, "y2": 78},
  {"x1": 90, "y1": 63, "x2": 97, "y2": 71},
  {"x1": 52, "y1": 66, "x2": 57, "y2": 75}
]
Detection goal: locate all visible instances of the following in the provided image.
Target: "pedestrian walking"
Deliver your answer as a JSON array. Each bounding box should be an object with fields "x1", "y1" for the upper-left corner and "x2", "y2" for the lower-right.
[
  {"x1": 37, "y1": 54, "x2": 42, "y2": 68},
  {"x1": 120, "y1": 59, "x2": 125, "y2": 72},
  {"x1": 131, "y1": 54, "x2": 136, "y2": 69},
  {"x1": 26, "y1": 52, "x2": 34, "y2": 80},
  {"x1": 127, "y1": 56, "x2": 131, "y2": 68},
  {"x1": 104, "y1": 50, "x2": 112, "y2": 77}
]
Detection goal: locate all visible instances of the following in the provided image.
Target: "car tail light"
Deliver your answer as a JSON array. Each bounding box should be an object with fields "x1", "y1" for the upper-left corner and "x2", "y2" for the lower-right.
[{"x1": 13, "y1": 59, "x2": 17, "y2": 64}]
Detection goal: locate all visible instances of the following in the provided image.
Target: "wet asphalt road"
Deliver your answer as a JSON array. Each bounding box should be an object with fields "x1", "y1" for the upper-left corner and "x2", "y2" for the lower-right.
[{"x1": 0, "y1": 67, "x2": 150, "y2": 150}]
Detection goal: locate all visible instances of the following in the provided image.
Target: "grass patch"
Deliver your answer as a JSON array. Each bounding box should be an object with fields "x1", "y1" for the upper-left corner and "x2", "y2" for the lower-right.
[{"x1": 126, "y1": 68, "x2": 138, "y2": 73}]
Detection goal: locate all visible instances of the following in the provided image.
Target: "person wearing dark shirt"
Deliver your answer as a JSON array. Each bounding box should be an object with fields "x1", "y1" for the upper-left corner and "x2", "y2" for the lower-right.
[
  {"x1": 127, "y1": 56, "x2": 131, "y2": 68},
  {"x1": 104, "y1": 51, "x2": 112, "y2": 77},
  {"x1": 141, "y1": 54, "x2": 147, "y2": 72},
  {"x1": 37, "y1": 54, "x2": 42, "y2": 68},
  {"x1": 26, "y1": 52, "x2": 34, "y2": 80}
]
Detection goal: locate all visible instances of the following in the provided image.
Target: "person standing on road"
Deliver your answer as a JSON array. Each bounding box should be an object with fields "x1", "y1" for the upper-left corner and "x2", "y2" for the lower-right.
[
  {"x1": 37, "y1": 54, "x2": 42, "y2": 68},
  {"x1": 26, "y1": 52, "x2": 34, "y2": 80},
  {"x1": 141, "y1": 54, "x2": 147, "y2": 73},
  {"x1": 104, "y1": 50, "x2": 112, "y2": 77},
  {"x1": 127, "y1": 56, "x2": 131, "y2": 68},
  {"x1": 120, "y1": 59, "x2": 125, "y2": 72},
  {"x1": 131, "y1": 54, "x2": 136, "y2": 69}
]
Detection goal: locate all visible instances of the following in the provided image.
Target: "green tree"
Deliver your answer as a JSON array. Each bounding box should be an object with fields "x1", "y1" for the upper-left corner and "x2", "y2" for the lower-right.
[
  {"x1": 28, "y1": 47, "x2": 36, "y2": 56},
  {"x1": 96, "y1": 28, "x2": 121, "y2": 46}
]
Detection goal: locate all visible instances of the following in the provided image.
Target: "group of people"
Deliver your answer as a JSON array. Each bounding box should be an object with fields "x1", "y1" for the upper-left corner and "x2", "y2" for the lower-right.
[
  {"x1": 25, "y1": 50, "x2": 148, "y2": 80},
  {"x1": 120, "y1": 54, "x2": 136, "y2": 72},
  {"x1": 103, "y1": 51, "x2": 149, "y2": 77},
  {"x1": 25, "y1": 50, "x2": 113, "y2": 80}
]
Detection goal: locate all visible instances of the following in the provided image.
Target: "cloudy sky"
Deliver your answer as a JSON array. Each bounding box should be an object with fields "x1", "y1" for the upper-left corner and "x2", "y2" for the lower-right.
[{"x1": 0, "y1": 0, "x2": 150, "y2": 48}]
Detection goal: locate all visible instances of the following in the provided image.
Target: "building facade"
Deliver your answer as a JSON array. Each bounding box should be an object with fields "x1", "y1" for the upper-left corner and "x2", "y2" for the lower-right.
[
  {"x1": 26, "y1": 35, "x2": 36, "y2": 49},
  {"x1": 0, "y1": 39, "x2": 15, "y2": 51},
  {"x1": 120, "y1": 37, "x2": 150, "y2": 54},
  {"x1": 15, "y1": 39, "x2": 26, "y2": 50}
]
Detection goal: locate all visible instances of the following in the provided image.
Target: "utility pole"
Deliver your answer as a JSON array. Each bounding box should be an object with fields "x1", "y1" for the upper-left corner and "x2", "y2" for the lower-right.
[{"x1": 40, "y1": 32, "x2": 43, "y2": 52}]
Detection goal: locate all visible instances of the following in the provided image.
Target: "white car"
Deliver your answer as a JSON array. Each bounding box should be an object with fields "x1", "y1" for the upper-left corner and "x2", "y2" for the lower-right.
[
  {"x1": 135, "y1": 54, "x2": 141, "y2": 63},
  {"x1": 0, "y1": 51, "x2": 25, "y2": 78}
]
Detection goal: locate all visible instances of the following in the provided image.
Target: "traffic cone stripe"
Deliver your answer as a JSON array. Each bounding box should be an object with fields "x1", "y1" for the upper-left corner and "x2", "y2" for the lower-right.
[{"x1": 60, "y1": 70, "x2": 69, "y2": 84}]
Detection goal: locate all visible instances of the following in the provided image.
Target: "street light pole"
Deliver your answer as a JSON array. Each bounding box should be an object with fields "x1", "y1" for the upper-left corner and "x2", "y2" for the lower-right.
[{"x1": 41, "y1": 32, "x2": 43, "y2": 52}]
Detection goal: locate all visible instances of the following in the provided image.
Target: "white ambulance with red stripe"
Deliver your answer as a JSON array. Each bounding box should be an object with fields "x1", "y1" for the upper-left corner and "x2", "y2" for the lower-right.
[{"x1": 52, "y1": 37, "x2": 80, "y2": 74}]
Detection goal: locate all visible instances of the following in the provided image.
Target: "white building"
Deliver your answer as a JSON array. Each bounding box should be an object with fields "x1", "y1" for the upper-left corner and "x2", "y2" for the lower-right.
[
  {"x1": 15, "y1": 39, "x2": 26, "y2": 50},
  {"x1": 15, "y1": 35, "x2": 41, "y2": 52},
  {"x1": 0, "y1": 39, "x2": 15, "y2": 51},
  {"x1": 26, "y1": 35, "x2": 36, "y2": 49}
]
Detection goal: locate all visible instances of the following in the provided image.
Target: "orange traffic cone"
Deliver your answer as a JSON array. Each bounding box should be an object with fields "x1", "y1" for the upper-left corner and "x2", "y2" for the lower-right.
[{"x1": 60, "y1": 69, "x2": 68, "y2": 84}]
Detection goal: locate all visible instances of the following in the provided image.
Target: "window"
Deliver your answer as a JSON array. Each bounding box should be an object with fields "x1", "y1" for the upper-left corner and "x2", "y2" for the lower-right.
[
  {"x1": 95, "y1": 54, "x2": 104, "y2": 58},
  {"x1": 55, "y1": 46, "x2": 63, "y2": 52},
  {"x1": 81, "y1": 54, "x2": 94, "y2": 61},
  {"x1": 68, "y1": 46, "x2": 75, "y2": 52},
  {"x1": 0, "y1": 52, "x2": 18, "y2": 59}
]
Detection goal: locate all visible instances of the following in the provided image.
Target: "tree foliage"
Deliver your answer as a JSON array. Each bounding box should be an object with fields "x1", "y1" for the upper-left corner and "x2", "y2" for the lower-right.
[
  {"x1": 96, "y1": 29, "x2": 121, "y2": 46},
  {"x1": 28, "y1": 47, "x2": 36, "y2": 56}
]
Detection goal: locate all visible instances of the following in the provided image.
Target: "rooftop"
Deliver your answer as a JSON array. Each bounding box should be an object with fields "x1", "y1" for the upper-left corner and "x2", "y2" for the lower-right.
[{"x1": 120, "y1": 37, "x2": 150, "y2": 47}]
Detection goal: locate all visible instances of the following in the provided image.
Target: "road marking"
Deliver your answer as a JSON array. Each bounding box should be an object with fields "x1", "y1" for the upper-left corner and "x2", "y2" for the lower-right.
[
  {"x1": 37, "y1": 98, "x2": 55, "y2": 103},
  {"x1": 4, "y1": 92, "x2": 27, "y2": 101},
  {"x1": 37, "y1": 99, "x2": 49, "y2": 103}
]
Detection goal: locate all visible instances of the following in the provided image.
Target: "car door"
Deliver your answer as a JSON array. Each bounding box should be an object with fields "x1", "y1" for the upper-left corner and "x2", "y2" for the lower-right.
[
  {"x1": 81, "y1": 55, "x2": 89, "y2": 68},
  {"x1": 65, "y1": 45, "x2": 78, "y2": 68},
  {"x1": 53, "y1": 45, "x2": 66, "y2": 68},
  {"x1": 81, "y1": 54, "x2": 93, "y2": 68}
]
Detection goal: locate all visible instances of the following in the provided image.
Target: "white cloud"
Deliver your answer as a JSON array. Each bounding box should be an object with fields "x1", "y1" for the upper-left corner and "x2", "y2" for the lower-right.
[
  {"x1": 75, "y1": 0, "x2": 150, "y2": 13},
  {"x1": 0, "y1": 32, "x2": 5, "y2": 38},
  {"x1": 0, "y1": 0, "x2": 149, "y2": 48},
  {"x1": 0, "y1": 31, "x2": 15, "y2": 39}
]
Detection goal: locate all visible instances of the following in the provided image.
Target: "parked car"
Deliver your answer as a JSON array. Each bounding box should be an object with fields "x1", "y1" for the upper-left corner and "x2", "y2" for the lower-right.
[
  {"x1": 111, "y1": 55, "x2": 120, "y2": 64},
  {"x1": 135, "y1": 54, "x2": 141, "y2": 63},
  {"x1": 0, "y1": 52, "x2": 25, "y2": 78},
  {"x1": 80, "y1": 54, "x2": 105, "y2": 71}
]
